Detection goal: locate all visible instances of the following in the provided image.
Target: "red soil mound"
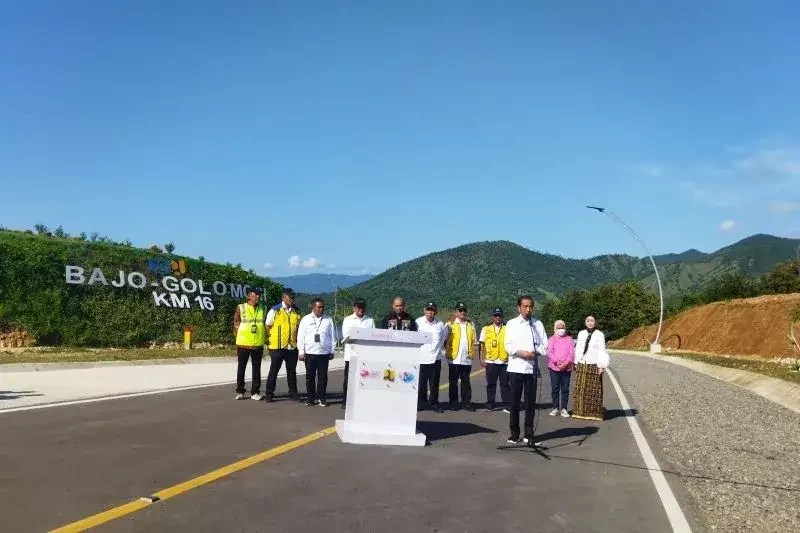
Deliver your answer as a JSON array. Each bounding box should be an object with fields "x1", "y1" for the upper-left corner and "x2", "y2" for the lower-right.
[{"x1": 611, "y1": 293, "x2": 800, "y2": 358}]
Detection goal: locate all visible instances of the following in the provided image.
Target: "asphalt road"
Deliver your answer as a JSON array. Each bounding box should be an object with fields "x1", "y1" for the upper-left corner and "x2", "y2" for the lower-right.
[{"x1": 0, "y1": 363, "x2": 694, "y2": 532}]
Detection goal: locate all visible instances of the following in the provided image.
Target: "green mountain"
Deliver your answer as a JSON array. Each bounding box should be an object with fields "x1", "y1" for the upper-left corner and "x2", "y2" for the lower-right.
[{"x1": 320, "y1": 234, "x2": 800, "y2": 319}]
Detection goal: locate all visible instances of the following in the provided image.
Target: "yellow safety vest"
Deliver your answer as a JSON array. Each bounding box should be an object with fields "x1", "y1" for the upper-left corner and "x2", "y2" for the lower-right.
[
  {"x1": 236, "y1": 303, "x2": 266, "y2": 347},
  {"x1": 268, "y1": 305, "x2": 302, "y2": 350},
  {"x1": 445, "y1": 321, "x2": 476, "y2": 359},
  {"x1": 481, "y1": 324, "x2": 508, "y2": 362}
]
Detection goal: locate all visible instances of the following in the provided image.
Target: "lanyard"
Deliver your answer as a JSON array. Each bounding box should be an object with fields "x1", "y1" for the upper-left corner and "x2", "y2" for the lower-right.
[
  {"x1": 246, "y1": 304, "x2": 260, "y2": 322},
  {"x1": 313, "y1": 316, "x2": 324, "y2": 332}
]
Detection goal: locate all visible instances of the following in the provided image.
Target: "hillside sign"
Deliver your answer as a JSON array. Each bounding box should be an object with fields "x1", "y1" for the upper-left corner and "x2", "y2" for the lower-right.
[{"x1": 65, "y1": 262, "x2": 267, "y2": 311}]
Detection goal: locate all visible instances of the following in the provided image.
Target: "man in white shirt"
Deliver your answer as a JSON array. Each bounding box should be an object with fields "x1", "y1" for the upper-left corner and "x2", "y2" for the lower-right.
[
  {"x1": 444, "y1": 302, "x2": 478, "y2": 412},
  {"x1": 415, "y1": 301, "x2": 449, "y2": 413},
  {"x1": 341, "y1": 297, "x2": 375, "y2": 410},
  {"x1": 478, "y1": 307, "x2": 510, "y2": 412},
  {"x1": 297, "y1": 298, "x2": 337, "y2": 407},
  {"x1": 503, "y1": 295, "x2": 548, "y2": 444}
]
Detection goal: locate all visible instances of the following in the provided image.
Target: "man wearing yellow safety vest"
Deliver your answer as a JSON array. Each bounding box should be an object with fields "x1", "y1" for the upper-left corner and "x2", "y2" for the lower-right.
[
  {"x1": 444, "y1": 302, "x2": 478, "y2": 411},
  {"x1": 232, "y1": 287, "x2": 266, "y2": 401},
  {"x1": 264, "y1": 287, "x2": 302, "y2": 402},
  {"x1": 478, "y1": 307, "x2": 511, "y2": 412}
]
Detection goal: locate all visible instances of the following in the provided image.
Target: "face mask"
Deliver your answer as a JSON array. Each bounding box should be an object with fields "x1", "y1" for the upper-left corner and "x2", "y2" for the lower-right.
[{"x1": 556, "y1": 329, "x2": 566, "y2": 336}]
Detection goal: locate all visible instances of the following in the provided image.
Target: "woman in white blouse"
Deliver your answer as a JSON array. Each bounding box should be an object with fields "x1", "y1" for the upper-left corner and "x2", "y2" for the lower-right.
[{"x1": 572, "y1": 316, "x2": 610, "y2": 421}]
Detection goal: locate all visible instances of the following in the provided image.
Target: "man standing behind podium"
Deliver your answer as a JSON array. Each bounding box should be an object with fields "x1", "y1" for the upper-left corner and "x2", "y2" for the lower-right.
[
  {"x1": 503, "y1": 295, "x2": 548, "y2": 444},
  {"x1": 298, "y1": 298, "x2": 337, "y2": 407},
  {"x1": 381, "y1": 296, "x2": 418, "y2": 331},
  {"x1": 416, "y1": 301, "x2": 448, "y2": 413},
  {"x1": 341, "y1": 297, "x2": 375, "y2": 410}
]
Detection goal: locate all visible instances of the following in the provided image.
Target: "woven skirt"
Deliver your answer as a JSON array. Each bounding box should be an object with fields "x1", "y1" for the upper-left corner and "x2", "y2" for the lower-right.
[{"x1": 573, "y1": 363, "x2": 604, "y2": 421}]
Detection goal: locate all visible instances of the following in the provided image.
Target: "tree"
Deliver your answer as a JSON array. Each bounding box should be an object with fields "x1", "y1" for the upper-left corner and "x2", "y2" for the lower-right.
[
  {"x1": 760, "y1": 259, "x2": 800, "y2": 295},
  {"x1": 90, "y1": 232, "x2": 99, "y2": 242},
  {"x1": 78, "y1": 232, "x2": 87, "y2": 241},
  {"x1": 164, "y1": 242, "x2": 176, "y2": 254},
  {"x1": 34, "y1": 224, "x2": 48, "y2": 235},
  {"x1": 700, "y1": 273, "x2": 760, "y2": 303},
  {"x1": 54, "y1": 225, "x2": 66, "y2": 238}
]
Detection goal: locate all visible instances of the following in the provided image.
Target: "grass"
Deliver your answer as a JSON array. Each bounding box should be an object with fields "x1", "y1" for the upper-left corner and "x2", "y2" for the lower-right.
[
  {"x1": 616, "y1": 349, "x2": 800, "y2": 384},
  {"x1": 0, "y1": 346, "x2": 236, "y2": 365}
]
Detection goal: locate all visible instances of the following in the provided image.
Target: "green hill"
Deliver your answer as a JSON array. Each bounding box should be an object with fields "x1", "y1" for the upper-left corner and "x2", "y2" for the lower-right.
[
  {"x1": 320, "y1": 234, "x2": 800, "y2": 320},
  {"x1": 0, "y1": 229, "x2": 282, "y2": 346}
]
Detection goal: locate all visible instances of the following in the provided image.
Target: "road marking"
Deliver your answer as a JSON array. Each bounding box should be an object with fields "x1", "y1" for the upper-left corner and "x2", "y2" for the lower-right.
[
  {"x1": 1, "y1": 363, "x2": 348, "y2": 414},
  {"x1": 606, "y1": 368, "x2": 692, "y2": 533},
  {"x1": 47, "y1": 365, "x2": 482, "y2": 531},
  {"x1": 49, "y1": 427, "x2": 337, "y2": 532}
]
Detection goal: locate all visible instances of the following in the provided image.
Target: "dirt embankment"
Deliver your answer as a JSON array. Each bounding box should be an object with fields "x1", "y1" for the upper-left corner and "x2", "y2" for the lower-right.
[
  {"x1": 611, "y1": 293, "x2": 800, "y2": 358},
  {"x1": 0, "y1": 328, "x2": 35, "y2": 348}
]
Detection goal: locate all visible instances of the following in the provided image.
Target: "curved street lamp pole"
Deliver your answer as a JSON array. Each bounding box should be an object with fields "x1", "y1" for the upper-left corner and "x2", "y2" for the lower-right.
[{"x1": 586, "y1": 206, "x2": 664, "y2": 353}]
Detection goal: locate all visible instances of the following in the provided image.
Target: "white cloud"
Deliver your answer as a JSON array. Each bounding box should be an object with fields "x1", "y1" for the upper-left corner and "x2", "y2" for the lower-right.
[
  {"x1": 719, "y1": 220, "x2": 736, "y2": 232},
  {"x1": 288, "y1": 255, "x2": 325, "y2": 269},
  {"x1": 263, "y1": 262, "x2": 274, "y2": 270},
  {"x1": 678, "y1": 181, "x2": 737, "y2": 207},
  {"x1": 627, "y1": 163, "x2": 663, "y2": 177},
  {"x1": 768, "y1": 201, "x2": 800, "y2": 214},
  {"x1": 734, "y1": 148, "x2": 800, "y2": 178}
]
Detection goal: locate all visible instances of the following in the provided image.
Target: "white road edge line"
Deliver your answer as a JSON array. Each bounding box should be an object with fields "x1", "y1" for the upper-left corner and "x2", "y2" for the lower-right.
[
  {"x1": 0, "y1": 365, "x2": 346, "y2": 414},
  {"x1": 606, "y1": 368, "x2": 692, "y2": 533}
]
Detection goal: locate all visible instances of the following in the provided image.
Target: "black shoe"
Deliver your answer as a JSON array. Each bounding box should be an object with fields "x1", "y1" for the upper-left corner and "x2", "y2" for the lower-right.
[
  {"x1": 451, "y1": 403, "x2": 461, "y2": 411},
  {"x1": 264, "y1": 393, "x2": 274, "y2": 403},
  {"x1": 305, "y1": 400, "x2": 316, "y2": 406},
  {"x1": 484, "y1": 403, "x2": 496, "y2": 412},
  {"x1": 465, "y1": 404, "x2": 476, "y2": 412},
  {"x1": 432, "y1": 404, "x2": 444, "y2": 413},
  {"x1": 288, "y1": 393, "x2": 300, "y2": 402}
]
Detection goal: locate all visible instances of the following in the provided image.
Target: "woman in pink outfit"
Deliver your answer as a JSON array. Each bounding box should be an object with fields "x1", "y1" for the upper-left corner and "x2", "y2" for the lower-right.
[{"x1": 547, "y1": 319, "x2": 575, "y2": 417}]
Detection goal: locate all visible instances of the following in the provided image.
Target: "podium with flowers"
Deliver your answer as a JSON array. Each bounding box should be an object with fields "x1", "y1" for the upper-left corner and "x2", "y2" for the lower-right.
[{"x1": 335, "y1": 328, "x2": 431, "y2": 446}]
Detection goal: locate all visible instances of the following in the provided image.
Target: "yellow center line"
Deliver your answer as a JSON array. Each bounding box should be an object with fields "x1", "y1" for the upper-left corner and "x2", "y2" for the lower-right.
[{"x1": 50, "y1": 366, "x2": 486, "y2": 532}]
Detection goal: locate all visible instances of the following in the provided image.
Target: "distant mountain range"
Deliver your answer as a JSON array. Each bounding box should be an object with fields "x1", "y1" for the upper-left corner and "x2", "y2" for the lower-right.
[
  {"x1": 270, "y1": 273, "x2": 373, "y2": 294},
  {"x1": 303, "y1": 234, "x2": 800, "y2": 318}
]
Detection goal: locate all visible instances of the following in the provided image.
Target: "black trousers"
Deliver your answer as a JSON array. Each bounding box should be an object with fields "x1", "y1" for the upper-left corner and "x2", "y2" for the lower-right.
[
  {"x1": 265, "y1": 348, "x2": 299, "y2": 397},
  {"x1": 236, "y1": 346, "x2": 263, "y2": 394},
  {"x1": 549, "y1": 369, "x2": 571, "y2": 410},
  {"x1": 418, "y1": 360, "x2": 442, "y2": 406},
  {"x1": 448, "y1": 363, "x2": 472, "y2": 405},
  {"x1": 304, "y1": 354, "x2": 330, "y2": 403},
  {"x1": 343, "y1": 361, "x2": 350, "y2": 407},
  {"x1": 486, "y1": 363, "x2": 510, "y2": 406},
  {"x1": 509, "y1": 372, "x2": 537, "y2": 440}
]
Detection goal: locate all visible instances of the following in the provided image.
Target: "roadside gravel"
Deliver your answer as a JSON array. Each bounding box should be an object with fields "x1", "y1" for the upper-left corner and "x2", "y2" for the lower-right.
[{"x1": 611, "y1": 353, "x2": 800, "y2": 533}]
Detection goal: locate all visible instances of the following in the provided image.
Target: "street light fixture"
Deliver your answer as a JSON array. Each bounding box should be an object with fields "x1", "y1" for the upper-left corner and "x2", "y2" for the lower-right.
[{"x1": 587, "y1": 206, "x2": 664, "y2": 353}]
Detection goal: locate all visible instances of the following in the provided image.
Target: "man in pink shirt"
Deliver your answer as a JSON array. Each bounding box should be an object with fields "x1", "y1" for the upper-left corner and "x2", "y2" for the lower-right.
[{"x1": 547, "y1": 319, "x2": 575, "y2": 417}]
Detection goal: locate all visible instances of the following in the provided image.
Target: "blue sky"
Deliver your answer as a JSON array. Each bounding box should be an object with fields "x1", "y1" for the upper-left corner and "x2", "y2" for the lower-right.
[{"x1": 2, "y1": 1, "x2": 799, "y2": 277}]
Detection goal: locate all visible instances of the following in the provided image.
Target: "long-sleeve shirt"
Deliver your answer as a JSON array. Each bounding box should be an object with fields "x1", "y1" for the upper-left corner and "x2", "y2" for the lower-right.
[
  {"x1": 341, "y1": 313, "x2": 375, "y2": 362},
  {"x1": 297, "y1": 313, "x2": 337, "y2": 356},
  {"x1": 547, "y1": 334, "x2": 575, "y2": 372},
  {"x1": 503, "y1": 315, "x2": 548, "y2": 374},
  {"x1": 574, "y1": 329, "x2": 610, "y2": 368},
  {"x1": 416, "y1": 316, "x2": 449, "y2": 364}
]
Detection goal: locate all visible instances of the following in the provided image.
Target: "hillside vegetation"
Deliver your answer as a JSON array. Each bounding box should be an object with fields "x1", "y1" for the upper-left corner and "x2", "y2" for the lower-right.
[
  {"x1": 318, "y1": 234, "x2": 800, "y2": 322},
  {"x1": 0, "y1": 230, "x2": 281, "y2": 347}
]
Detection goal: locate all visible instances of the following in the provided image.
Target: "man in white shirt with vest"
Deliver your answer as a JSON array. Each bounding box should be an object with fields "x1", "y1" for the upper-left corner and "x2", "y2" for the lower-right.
[
  {"x1": 340, "y1": 297, "x2": 375, "y2": 410},
  {"x1": 415, "y1": 301, "x2": 449, "y2": 413},
  {"x1": 444, "y1": 302, "x2": 478, "y2": 412},
  {"x1": 503, "y1": 295, "x2": 548, "y2": 444},
  {"x1": 298, "y1": 298, "x2": 337, "y2": 407},
  {"x1": 478, "y1": 307, "x2": 511, "y2": 412}
]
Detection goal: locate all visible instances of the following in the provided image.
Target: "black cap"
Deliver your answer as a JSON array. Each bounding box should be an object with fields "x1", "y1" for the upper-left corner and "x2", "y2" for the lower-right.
[
  {"x1": 247, "y1": 287, "x2": 262, "y2": 295},
  {"x1": 455, "y1": 302, "x2": 467, "y2": 311},
  {"x1": 353, "y1": 297, "x2": 366, "y2": 309},
  {"x1": 282, "y1": 287, "x2": 296, "y2": 297},
  {"x1": 424, "y1": 301, "x2": 437, "y2": 310},
  {"x1": 492, "y1": 307, "x2": 504, "y2": 316}
]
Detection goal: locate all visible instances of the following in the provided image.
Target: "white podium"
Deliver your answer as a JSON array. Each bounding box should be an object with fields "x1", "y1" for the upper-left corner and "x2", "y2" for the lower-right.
[{"x1": 335, "y1": 328, "x2": 431, "y2": 447}]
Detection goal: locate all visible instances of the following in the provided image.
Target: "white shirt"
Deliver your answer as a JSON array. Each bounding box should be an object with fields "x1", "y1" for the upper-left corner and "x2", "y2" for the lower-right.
[
  {"x1": 416, "y1": 316, "x2": 449, "y2": 364},
  {"x1": 574, "y1": 329, "x2": 610, "y2": 368},
  {"x1": 266, "y1": 302, "x2": 297, "y2": 349},
  {"x1": 479, "y1": 324, "x2": 506, "y2": 365},
  {"x1": 341, "y1": 312, "x2": 375, "y2": 362},
  {"x1": 504, "y1": 315, "x2": 548, "y2": 374},
  {"x1": 450, "y1": 318, "x2": 476, "y2": 366},
  {"x1": 297, "y1": 313, "x2": 337, "y2": 356}
]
